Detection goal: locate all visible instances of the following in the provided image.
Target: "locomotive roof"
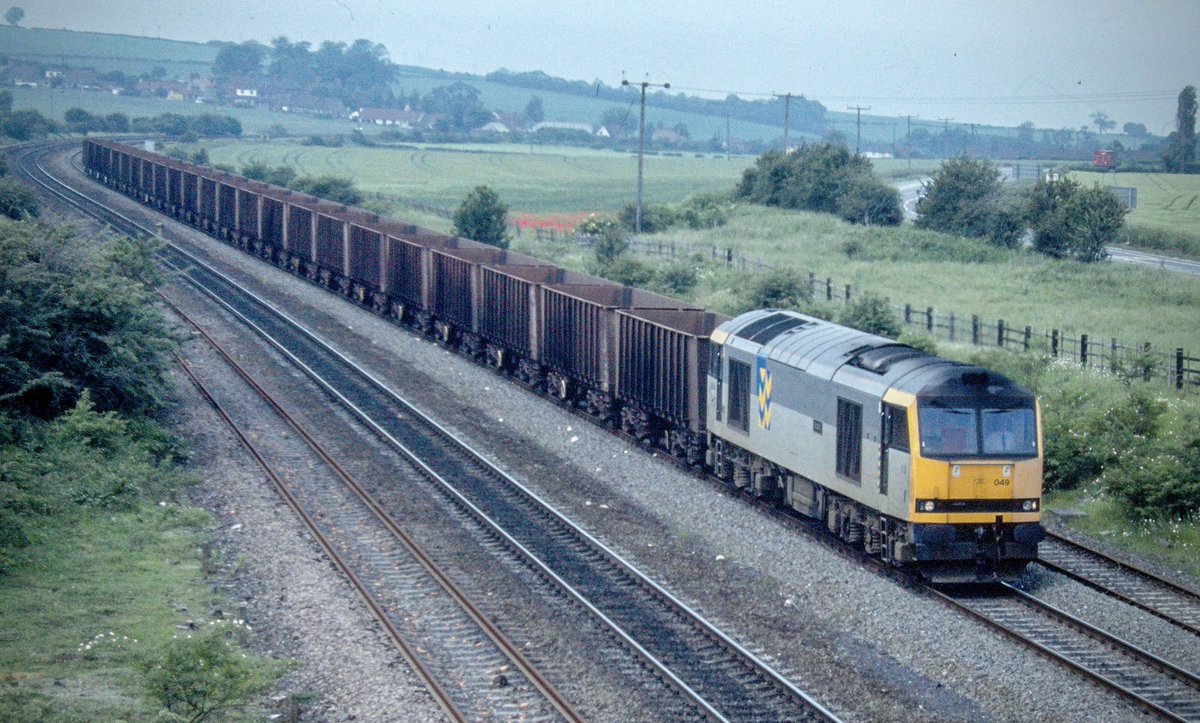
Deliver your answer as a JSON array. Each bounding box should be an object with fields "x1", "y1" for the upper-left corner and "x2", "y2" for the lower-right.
[{"x1": 717, "y1": 309, "x2": 1031, "y2": 400}]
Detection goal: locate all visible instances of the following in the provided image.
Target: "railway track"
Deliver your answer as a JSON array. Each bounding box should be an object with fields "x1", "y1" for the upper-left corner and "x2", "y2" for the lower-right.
[
  {"x1": 168, "y1": 307, "x2": 575, "y2": 722},
  {"x1": 1037, "y1": 530, "x2": 1200, "y2": 637},
  {"x1": 938, "y1": 583, "x2": 1200, "y2": 721},
  {"x1": 21, "y1": 140, "x2": 842, "y2": 722}
]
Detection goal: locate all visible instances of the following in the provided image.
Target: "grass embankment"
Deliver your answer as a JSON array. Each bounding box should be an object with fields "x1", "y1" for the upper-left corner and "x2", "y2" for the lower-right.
[
  {"x1": 0, "y1": 222, "x2": 280, "y2": 718},
  {"x1": 0, "y1": 506, "x2": 217, "y2": 719},
  {"x1": 516, "y1": 205, "x2": 1200, "y2": 354}
]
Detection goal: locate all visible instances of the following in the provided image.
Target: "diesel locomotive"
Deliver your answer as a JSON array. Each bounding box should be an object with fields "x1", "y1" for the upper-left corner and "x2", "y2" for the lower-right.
[{"x1": 82, "y1": 138, "x2": 1045, "y2": 581}]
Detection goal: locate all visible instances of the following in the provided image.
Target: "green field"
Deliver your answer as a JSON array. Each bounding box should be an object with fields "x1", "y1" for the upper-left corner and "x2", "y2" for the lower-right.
[
  {"x1": 1072, "y1": 171, "x2": 1200, "y2": 256},
  {"x1": 186, "y1": 139, "x2": 1200, "y2": 355},
  {"x1": 0, "y1": 25, "x2": 216, "y2": 79},
  {"x1": 200, "y1": 139, "x2": 752, "y2": 214},
  {"x1": 10, "y1": 86, "x2": 368, "y2": 137}
]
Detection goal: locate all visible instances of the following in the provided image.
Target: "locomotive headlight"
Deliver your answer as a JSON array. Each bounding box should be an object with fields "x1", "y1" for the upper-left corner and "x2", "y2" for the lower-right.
[
  {"x1": 1022, "y1": 499, "x2": 1038, "y2": 512},
  {"x1": 919, "y1": 500, "x2": 937, "y2": 512}
]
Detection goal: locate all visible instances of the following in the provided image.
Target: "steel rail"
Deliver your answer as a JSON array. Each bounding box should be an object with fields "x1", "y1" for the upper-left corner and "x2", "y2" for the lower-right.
[
  {"x1": 1038, "y1": 531, "x2": 1200, "y2": 637},
  {"x1": 171, "y1": 351, "x2": 468, "y2": 723},
  {"x1": 161, "y1": 291, "x2": 583, "y2": 723},
  {"x1": 935, "y1": 584, "x2": 1200, "y2": 721},
  {"x1": 29, "y1": 139, "x2": 842, "y2": 723}
]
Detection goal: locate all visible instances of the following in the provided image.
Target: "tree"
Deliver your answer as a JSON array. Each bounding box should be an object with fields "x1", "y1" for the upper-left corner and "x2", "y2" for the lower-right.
[
  {"x1": 735, "y1": 143, "x2": 879, "y2": 216},
  {"x1": 914, "y1": 156, "x2": 1004, "y2": 238},
  {"x1": 523, "y1": 95, "x2": 544, "y2": 124},
  {"x1": 1024, "y1": 178, "x2": 1125, "y2": 262},
  {"x1": 1123, "y1": 122, "x2": 1148, "y2": 137},
  {"x1": 599, "y1": 107, "x2": 632, "y2": 137},
  {"x1": 423, "y1": 82, "x2": 491, "y2": 132},
  {"x1": 837, "y1": 176, "x2": 903, "y2": 226},
  {"x1": 1090, "y1": 111, "x2": 1116, "y2": 135},
  {"x1": 452, "y1": 185, "x2": 510, "y2": 249},
  {"x1": 0, "y1": 89, "x2": 12, "y2": 115},
  {"x1": 1165, "y1": 85, "x2": 1196, "y2": 172},
  {"x1": 5, "y1": 6, "x2": 23, "y2": 26},
  {"x1": 212, "y1": 41, "x2": 266, "y2": 81}
]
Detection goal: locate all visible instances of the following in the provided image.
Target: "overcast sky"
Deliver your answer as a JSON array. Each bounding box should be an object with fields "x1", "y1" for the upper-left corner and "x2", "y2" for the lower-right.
[{"x1": 21, "y1": 0, "x2": 1199, "y2": 131}]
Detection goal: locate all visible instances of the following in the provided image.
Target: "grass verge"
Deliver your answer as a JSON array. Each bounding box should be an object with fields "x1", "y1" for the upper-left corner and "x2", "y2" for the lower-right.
[
  {"x1": 0, "y1": 504, "x2": 224, "y2": 720},
  {"x1": 1044, "y1": 487, "x2": 1200, "y2": 580}
]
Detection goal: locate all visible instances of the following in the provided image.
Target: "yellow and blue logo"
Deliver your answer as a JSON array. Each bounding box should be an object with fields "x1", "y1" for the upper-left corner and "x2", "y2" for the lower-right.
[{"x1": 756, "y1": 355, "x2": 772, "y2": 429}]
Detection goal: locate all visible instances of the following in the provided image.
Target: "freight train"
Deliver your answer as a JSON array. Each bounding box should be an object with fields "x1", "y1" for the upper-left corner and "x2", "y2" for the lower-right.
[{"x1": 82, "y1": 138, "x2": 1044, "y2": 582}]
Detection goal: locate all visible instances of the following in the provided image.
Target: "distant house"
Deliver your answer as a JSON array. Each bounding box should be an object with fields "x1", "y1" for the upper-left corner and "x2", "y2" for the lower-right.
[
  {"x1": 7, "y1": 64, "x2": 42, "y2": 87},
  {"x1": 531, "y1": 121, "x2": 594, "y2": 135},
  {"x1": 277, "y1": 95, "x2": 347, "y2": 118},
  {"x1": 137, "y1": 80, "x2": 191, "y2": 98},
  {"x1": 354, "y1": 108, "x2": 433, "y2": 128},
  {"x1": 594, "y1": 126, "x2": 611, "y2": 138},
  {"x1": 479, "y1": 121, "x2": 511, "y2": 134},
  {"x1": 63, "y1": 68, "x2": 101, "y2": 89},
  {"x1": 218, "y1": 75, "x2": 261, "y2": 105}
]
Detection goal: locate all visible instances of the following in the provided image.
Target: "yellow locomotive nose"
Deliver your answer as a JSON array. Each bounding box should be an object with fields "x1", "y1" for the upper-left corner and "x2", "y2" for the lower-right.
[{"x1": 949, "y1": 463, "x2": 1012, "y2": 501}]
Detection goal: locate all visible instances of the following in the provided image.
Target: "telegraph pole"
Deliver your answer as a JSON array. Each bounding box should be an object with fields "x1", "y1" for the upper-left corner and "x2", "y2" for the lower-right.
[
  {"x1": 622, "y1": 78, "x2": 670, "y2": 233},
  {"x1": 847, "y1": 104, "x2": 871, "y2": 154},
  {"x1": 901, "y1": 114, "x2": 917, "y2": 171},
  {"x1": 939, "y1": 117, "x2": 954, "y2": 133},
  {"x1": 774, "y1": 92, "x2": 796, "y2": 149}
]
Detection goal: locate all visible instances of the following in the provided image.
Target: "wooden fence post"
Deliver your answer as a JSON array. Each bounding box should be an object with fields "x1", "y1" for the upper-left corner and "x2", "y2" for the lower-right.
[
  {"x1": 904, "y1": 304, "x2": 911, "y2": 324},
  {"x1": 1051, "y1": 329, "x2": 1059, "y2": 357},
  {"x1": 808, "y1": 272, "x2": 815, "y2": 299},
  {"x1": 1081, "y1": 334, "x2": 1089, "y2": 366},
  {"x1": 826, "y1": 277, "x2": 833, "y2": 301},
  {"x1": 1025, "y1": 326, "x2": 1032, "y2": 352},
  {"x1": 845, "y1": 284, "x2": 852, "y2": 302},
  {"x1": 948, "y1": 312, "x2": 956, "y2": 341},
  {"x1": 1110, "y1": 338, "x2": 1118, "y2": 373},
  {"x1": 972, "y1": 315, "x2": 980, "y2": 345},
  {"x1": 998, "y1": 319, "x2": 1005, "y2": 347},
  {"x1": 926, "y1": 307, "x2": 933, "y2": 332},
  {"x1": 1178, "y1": 349, "x2": 1185, "y2": 390}
]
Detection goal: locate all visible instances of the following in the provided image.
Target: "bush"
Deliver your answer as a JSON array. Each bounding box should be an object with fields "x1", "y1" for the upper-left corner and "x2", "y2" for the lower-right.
[
  {"x1": 452, "y1": 185, "x2": 510, "y2": 249},
  {"x1": 915, "y1": 156, "x2": 1006, "y2": 238},
  {"x1": 836, "y1": 176, "x2": 903, "y2": 226},
  {"x1": 0, "y1": 179, "x2": 40, "y2": 219},
  {"x1": 653, "y1": 262, "x2": 699, "y2": 296},
  {"x1": 743, "y1": 268, "x2": 811, "y2": 310},
  {"x1": 139, "y1": 624, "x2": 278, "y2": 721},
  {"x1": 291, "y1": 175, "x2": 363, "y2": 206},
  {"x1": 596, "y1": 256, "x2": 655, "y2": 287},
  {"x1": 0, "y1": 224, "x2": 174, "y2": 418},
  {"x1": 736, "y1": 144, "x2": 875, "y2": 216},
  {"x1": 577, "y1": 215, "x2": 628, "y2": 264},
  {"x1": 1026, "y1": 178, "x2": 1126, "y2": 262},
  {"x1": 838, "y1": 291, "x2": 900, "y2": 336}
]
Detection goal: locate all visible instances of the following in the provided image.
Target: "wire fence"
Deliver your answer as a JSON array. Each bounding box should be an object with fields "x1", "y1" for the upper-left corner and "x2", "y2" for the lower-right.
[
  {"x1": 578, "y1": 233, "x2": 1200, "y2": 394},
  {"x1": 387, "y1": 203, "x2": 1198, "y2": 394}
]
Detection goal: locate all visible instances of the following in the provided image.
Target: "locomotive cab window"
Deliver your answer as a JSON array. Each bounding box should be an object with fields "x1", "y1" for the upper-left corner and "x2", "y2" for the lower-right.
[
  {"x1": 883, "y1": 404, "x2": 909, "y2": 452},
  {"x1": 727, "y1": 359, "x2": 750, "y2": 433},
  {"x1": 836, "y1": 398, "x2": 862, "y2": 482},
  {"x1": 918, "y1": 399, "x2": 1037, "y2": 459}
]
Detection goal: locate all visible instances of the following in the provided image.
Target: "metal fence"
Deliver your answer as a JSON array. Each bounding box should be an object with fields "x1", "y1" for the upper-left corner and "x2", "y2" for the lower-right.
[
  {"x1": 385, "y1": 201, "x2": 1198, "y2": 394},
  {"x1": 587, "y1": 234, "x2": 1200, "y2": 394}
]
